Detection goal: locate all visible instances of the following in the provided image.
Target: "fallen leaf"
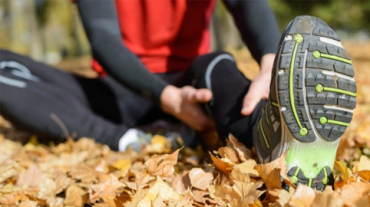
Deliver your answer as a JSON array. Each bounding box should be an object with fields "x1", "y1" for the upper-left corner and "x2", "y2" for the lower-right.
[
  {"x1": 113, "y1": 159, "x2": 132, "y2": 173},
  {"x1": 218, "y1": 146, "x2": 239, "y2": 164},
  {"x1": 334, "y1": 160, "x2": 353, "y2": 183},
  {"x1": 311, "y1": 186, "x2": 343, "y2": 207},
  {"x1": 0, "y1": 162, "x2": 20, "y2": 183},
  {"x1": 145, "y1": 148, "x2": 181, "y2": 177},
  {"x1": 357, "y1": 170, "x2": 370, "y2": 182},
  {"x1": 188, "y1": 168, "x2": 213, "y2": 190},
  {"x1": 289, "y1": 184, "x2": 315, "y2": 207},
  {"x1": 146, "y1": 135, "x2": 171, "y2": 153},
  {"x1": 19, "y1": 201, "x2": 38, "y2": 207},
  {"x1": 16, "y1": 164, "x2": 47, "y2": 187},
  {"x1": 358, "y1": 155, "x2": 370, "y2": 171},
  {"x1": 37, "y1": 178, "x2": 58, "y2": 200},
  {"x1": 209, "y1": 152, "x2": 234, "y2": 174},
  {"x1": 89, "y1": 178, "x2": 125, "y2": 206},
  {"x1": 228, "y1": 134, "x2": 251, "y2": 161},
  {"x1": 231, "y1": 181, "x2": 265, "y2": 206},
  {"x1": 333, "y1": 181, "x2": 370, "y2": 206},
  {"x1": 234, "y1": 159, "x2": 259, "y2": 177},
  {"x1": 229, "y1": 167, "x2": 251, "y2": 183},
  {"x1": 138, "y1": 176, "x2": 181, "y2": 206},
  {"x1": 55, "y1": 174, "x2": 72, "y2": 194},
  {"x1": 64, "y1": 185, "x2": 87, "y2": 207}
]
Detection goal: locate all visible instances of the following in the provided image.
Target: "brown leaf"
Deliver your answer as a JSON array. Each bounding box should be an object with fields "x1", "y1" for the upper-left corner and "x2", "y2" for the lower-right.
[
  {"x1": 145, "y1": 148, "x2": 181, "y2": 177},
  {"x1": 37, "y1": 178, "x2": 58, "y2": 200},
  {"x1": 89, "y1": 178, "x2": 125, "y2": 206},
  {"x1": 231, "y1": 181, "x2": 265, "y2": 206},
  {"x1": 188, "y1": 168, "x2": 213, "y2": 190},
  {"x1": 19, "y1": 201, "x2": 38, "y2": 207},
  {"x1": 16, "y1": 164, "x2": 46, "y2": 187},
  {"x1": 311, "y1": 186, "x2": 343, "y2": 207},
  {"x1": 0, "y1": 162, "x2": 20, "y2": 183},
  {"x1": 209, "y1": 152, "x2": 234, "y2": 174},
  {"x1": 55, "y1": 174, "x2": 72, "y2": 194},
  {"x1": 64, "y1": 185, "x2": 87, "y2": 207},
  {"x1": 228, "y1": 134, "x2": 251, "y2": 161},
  {"x1": 218, "y1": 146, "x2": 239, "y2": 164},
  {"x1": 289, "y1": 184, "x2": 315, "y2": 207},
  {"x1": 270, "y1": 189, "x2": 293, "y2": 207},
  {"x1": 333, "y1": 182, "x2": 370, "y2": 206},
  {"x1": 234, "y1": 159, "x2": 259, "y2": 177},
  {"x1": 192, "y1": 189, "x2": 208, "y2": 203},
  {"x1": 230, "y1": 168, "x2": 251, "y2": 183},
  {"x1": 172, "y1": 171, "x2": 191, "y2": 194},
  {"x1": 137, "y1": 176, "x2": 181, "y2": 206}
]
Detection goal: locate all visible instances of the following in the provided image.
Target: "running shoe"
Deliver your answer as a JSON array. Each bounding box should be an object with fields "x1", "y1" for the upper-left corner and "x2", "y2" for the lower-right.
[{"x1": 253, "y1": 16, "x2": 357, "y2": 190}]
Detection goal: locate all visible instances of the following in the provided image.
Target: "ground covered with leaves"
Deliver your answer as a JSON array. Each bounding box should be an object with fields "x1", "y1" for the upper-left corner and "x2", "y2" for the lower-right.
[{"x1": 0, "y1": 42, "x2": 370, "y2": 207}]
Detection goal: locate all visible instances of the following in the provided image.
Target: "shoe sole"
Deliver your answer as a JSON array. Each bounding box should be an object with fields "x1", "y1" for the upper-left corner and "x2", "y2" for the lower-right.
[{"x1": 274, "y1": 16, "x2": 356, "y2": 190}]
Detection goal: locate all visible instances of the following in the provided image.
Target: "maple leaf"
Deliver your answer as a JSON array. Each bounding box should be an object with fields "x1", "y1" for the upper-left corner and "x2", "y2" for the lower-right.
[
  {"x1": 230, "y1": 180, "x2": 265, "y2": 206},
  {"x1": 188, "y1": 168, "x2": 214, "y2": 190},
  {"x1": 137, "y1": 176, "x2": 181, "y2": 206},
  {"x1": 230, "y1": 167, "x2": 251, "y2": 183},
  {"x1": 64, "y1": 185, "x2": 88, "y2": 207},
  {"x1": 288, "y1": 184, "x2": 315, "y2": 207},
  {"x1": 145, "y1": 148, "x2": 181, "y2": 177},
  {"x1": 254, "y1": 152, "x2": 289, "y2": 190},
  {"x1": 89, "y1": 177, "x2": 125, "y2": 206},
  {"x1": 234, "y1": 159, "x2": 259, "y2": 177}
]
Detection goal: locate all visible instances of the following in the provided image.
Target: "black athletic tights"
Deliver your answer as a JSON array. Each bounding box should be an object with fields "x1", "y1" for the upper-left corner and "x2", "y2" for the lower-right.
[{"x1": 0, "y1": 50, "x2": 265, "y2": 150}]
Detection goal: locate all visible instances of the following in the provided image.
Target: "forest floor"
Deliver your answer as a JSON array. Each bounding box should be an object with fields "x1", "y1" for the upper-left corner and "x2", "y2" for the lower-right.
[{"x1": 0, "y1": 41, "x2": 370, "y2": 207}]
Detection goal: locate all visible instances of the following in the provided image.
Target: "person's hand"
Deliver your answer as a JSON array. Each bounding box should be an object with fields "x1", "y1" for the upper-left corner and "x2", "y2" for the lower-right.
[
  {"x1": 241, "y1": 54, "x2": 275, "y2": 116},
  {"x1": 160, "y1": 85, "x2": 213, "y2": 131}
]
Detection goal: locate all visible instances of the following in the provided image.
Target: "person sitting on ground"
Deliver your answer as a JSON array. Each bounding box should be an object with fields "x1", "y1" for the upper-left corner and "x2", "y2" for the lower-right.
[{"x1": 0, "y1": 0, "x2": 356, "y2": 189}]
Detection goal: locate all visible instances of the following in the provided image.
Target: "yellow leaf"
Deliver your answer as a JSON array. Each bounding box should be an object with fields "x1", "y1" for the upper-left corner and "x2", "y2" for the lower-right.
[
  {"x1": 358, "y1": 155, "x2": 370, "y2": 171},
  {"x1": 138, "y1": 176, "x2": 181, "y2": 206},
  {"x1": 113, "y1": 159, "x2": 132, "y2": 172},
  {"x1": 147, "y1": 135, "x2": 171, "y2": 153}
]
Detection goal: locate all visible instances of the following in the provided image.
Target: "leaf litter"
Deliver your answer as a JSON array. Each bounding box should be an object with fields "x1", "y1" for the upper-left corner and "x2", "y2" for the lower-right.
[
  {"x1": 0, "y1": 130, "x2": 369, "y2": 207},
  {"x1": 1, "y1": 44, "x2": 370, "y2": 206}
]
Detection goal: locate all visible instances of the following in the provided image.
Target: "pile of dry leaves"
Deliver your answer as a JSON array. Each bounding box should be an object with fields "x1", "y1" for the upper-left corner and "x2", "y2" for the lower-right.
[
  {"x1": 0, "y1": 128, "x2": 369, "y2": 207},
  {"x1": 1, "y1": 42, "x2": 370, "y2": 206}
]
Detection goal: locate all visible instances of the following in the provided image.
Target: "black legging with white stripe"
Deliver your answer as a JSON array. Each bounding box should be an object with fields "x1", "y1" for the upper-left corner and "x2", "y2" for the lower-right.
[{"x1": 0, "y1": 50, "x2": 264, "y2": 150}]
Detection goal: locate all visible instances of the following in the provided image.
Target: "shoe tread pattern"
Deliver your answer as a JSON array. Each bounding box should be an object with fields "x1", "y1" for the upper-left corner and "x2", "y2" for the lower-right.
[{"x1": 277, "y1": 16, "x2": 356, "y2": 143}]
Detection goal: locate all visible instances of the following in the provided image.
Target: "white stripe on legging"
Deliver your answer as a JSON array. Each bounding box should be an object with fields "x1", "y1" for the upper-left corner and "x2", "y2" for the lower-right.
[
  {"x1": 0, "y1": 61, "x2": 40, "y2": 82},
  {"x1": 205, "y1": 54, "x2": 234, "y2": 105}
]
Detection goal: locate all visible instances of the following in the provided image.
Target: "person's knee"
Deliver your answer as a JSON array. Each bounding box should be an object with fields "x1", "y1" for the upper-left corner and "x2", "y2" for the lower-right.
[{"x1": 0, "y1": 49, "x2": 19, "y2": 61}]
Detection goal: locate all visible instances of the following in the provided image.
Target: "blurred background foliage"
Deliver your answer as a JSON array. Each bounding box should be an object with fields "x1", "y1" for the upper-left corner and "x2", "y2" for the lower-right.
[{"x1": 0, "y1": 0, "x2": 369, "y2": 63}]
